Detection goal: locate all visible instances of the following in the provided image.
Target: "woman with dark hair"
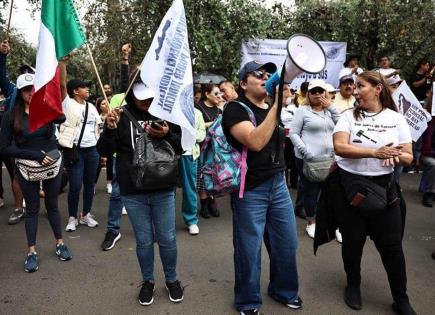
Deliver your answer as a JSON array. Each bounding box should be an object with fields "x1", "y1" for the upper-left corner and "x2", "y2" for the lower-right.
[
  {"x1": 0, "y1": 73, "x2": 72, "y2": 273},
  {"x1": 97, "y1": 70, "x2": 184, "y2": 306},
  {"x1": 196, "y1": 83, "x2": 222, "y2": 218},
  {"x1": 333, "y1": 71, "x2": 416, "y2": 314}
]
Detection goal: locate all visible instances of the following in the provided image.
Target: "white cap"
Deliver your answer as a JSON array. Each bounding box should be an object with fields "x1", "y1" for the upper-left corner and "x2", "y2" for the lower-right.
[
  {"x1": 325, "y1": 83, "x2": 339, "y2": 93},
  {"x1": 308, "y1": 79, "x2": 328, "y2": 92},
  {"x1": 16, "y1": 73, "x2": 34, "y2": 89},
  {"x1": 133, "y1": 83, "x2": 155, "y2": 100},
  {"x1": 386, "y1": 75, "x2": 402, "y2": 86}
]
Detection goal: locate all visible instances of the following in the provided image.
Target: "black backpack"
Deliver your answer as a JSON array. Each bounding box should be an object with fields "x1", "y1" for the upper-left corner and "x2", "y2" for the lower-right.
[{"x1": 122, "y1": 108, "x2": 178, "y2": 190}]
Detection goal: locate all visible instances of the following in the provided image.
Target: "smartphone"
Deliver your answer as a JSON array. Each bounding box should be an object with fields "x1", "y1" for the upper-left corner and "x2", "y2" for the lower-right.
[
  {"x1": 151, "y1": 119, "x2": 164, "y2": 128},
  {"x1": 46, "y1": 149, "x2": 61, "y2": 160}
]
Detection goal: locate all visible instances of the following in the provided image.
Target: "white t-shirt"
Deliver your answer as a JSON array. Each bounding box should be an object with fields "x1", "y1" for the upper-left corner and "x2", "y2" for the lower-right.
[{"x1": 333, "y1": 108, "x2": 412, "y2": 176}]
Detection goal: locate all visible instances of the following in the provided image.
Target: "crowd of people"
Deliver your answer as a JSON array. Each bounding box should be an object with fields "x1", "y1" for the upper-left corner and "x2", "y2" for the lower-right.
[{"x1": 0, "y1": 38, "x2": 434, "y2": 315}]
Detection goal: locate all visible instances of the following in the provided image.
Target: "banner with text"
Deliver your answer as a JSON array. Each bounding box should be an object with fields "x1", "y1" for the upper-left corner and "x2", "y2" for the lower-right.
[
  {"x1": 241, "y1": 39, "x2": 347, "y2": 89},
  {"x1": 392, "y1": 81, "x2": 431, "y2": 141}
]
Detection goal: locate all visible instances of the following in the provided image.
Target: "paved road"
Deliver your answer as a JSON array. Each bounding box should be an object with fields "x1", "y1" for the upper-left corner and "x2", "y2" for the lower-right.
[{"x1": 0, "y1": 173, "x2": 434, "y2": 315}]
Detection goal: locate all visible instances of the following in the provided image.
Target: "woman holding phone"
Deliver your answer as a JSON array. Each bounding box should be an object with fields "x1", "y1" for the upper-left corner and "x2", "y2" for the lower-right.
[{"x1": 0, "y1": 73, "x2": 72, "y2": 273}]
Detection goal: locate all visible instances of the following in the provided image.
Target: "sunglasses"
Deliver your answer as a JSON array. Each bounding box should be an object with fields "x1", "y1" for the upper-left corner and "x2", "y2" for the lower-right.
[
  {"x1": 251, "y1": 70, "x2": 270, "y2": 79},
  {"x1": 309, "y1": 87, "x2": 325, "y2": 95}
]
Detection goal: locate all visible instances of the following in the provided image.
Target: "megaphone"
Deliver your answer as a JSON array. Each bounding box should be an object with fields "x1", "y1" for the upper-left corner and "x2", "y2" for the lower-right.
[{"x1": 265, "y1": 34, "x2": 327, "y2": 95}]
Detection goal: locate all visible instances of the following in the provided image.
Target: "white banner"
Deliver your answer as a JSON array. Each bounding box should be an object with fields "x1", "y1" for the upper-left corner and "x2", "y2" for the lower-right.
[
  {"x1": 392, "y1": 81, "x2": 431, "y2": 141},
  {"x1": 140, "y1": 0, "x2": 195, "y2": 151},
  {"x1": 240, "y1": 39, "x2": 347, "y2": 89}
]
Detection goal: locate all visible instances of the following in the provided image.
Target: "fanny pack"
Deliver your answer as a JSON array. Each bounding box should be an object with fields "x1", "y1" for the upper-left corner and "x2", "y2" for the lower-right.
[
  {"x1": 303, "y1": 154, "x2": 334, "y2": 182},
  {"x1": 16, "y1": 156, "x2": 62, "y2": 182}
]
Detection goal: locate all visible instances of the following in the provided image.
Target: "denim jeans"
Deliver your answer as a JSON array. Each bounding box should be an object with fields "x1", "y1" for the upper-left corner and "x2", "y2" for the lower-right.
[
  {"x1": 179, "y1": 155, "x2": 198, "y2": 226},
  {"x1": 107, "y1": 157, "x2": 123, "y2": 233},
  {"x1": 66, "y1": 146, "x2": 99, "y2": 218},
  {"x1": 295, "y1": 158, "x2": 322, "y2": 220},
  {"x1": 231, "y1": 172, "x2": 299, "y2": 311},
  {"x1": 121, "y1": 189, "x2": 177, "y2": 283}
]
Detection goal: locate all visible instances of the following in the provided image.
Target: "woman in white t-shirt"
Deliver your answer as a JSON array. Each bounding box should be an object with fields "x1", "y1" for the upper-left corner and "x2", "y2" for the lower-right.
[{"x1": 333, "y1": 71, "x2": 416, "y2": 314}]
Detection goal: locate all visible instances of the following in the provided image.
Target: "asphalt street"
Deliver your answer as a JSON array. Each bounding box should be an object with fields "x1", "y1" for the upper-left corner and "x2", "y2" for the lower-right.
[{"x1": 0, "y1": 173, "x2": 434, "y2": 315}]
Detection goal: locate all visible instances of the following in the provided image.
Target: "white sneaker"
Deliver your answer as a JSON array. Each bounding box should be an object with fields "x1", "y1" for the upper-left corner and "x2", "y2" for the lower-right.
[
  {"x1": 107, "y1": 183, "x2": 112, "y2": 194},
  {"x1": 335, "y1": 229, "x2": 342, "y2": 243},
  {"x1": 0, "y1": 198, "x2": 4, "y2": 208},
  {"x1": 188, "y1": 224, "x2": 199, "y2": 235},
  {"x1": 122, "y1": 206, "x2": 127, "y2": 215},
  {"x1": 66, "y1": 216, "x2": 78, "y2": 232},
  {"x1": 305, "y1": 223, "x2": 316, "y2": 239},
  {"x1": 79, "y1": 213, "x2": 99, "y2": 227}
]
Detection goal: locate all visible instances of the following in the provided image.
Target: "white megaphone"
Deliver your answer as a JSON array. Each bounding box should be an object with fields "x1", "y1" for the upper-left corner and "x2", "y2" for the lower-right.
[{"x1": 265, "y1": 34, "x2": 327, "y2": 95}]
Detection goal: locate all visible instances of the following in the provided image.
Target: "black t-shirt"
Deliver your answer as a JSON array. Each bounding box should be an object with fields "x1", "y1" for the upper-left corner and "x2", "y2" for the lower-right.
[
  {"x1": 196, "y1": 101, "x2": 221, "y2": 123},
  {"x1": 222, "y1": 95, "x2": 285, "y2": 190},
  {"x1": 410, "y1": 73, "x2": 431, "y2": 101}
]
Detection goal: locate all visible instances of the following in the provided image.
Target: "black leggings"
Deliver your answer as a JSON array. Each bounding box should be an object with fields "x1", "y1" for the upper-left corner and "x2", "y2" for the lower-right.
[
  {"x1": 17, "y1": 170, "x2": 63, "y2": 247},
  {"x1": 95, "y1": 154, "x2": 114, "y2": 183},
  {"x1": 340, "y1": 182, "x2": 409, "y2": 304},
  {"x1": 0, "y1": 156, "x2": 14, "y2": 198}
]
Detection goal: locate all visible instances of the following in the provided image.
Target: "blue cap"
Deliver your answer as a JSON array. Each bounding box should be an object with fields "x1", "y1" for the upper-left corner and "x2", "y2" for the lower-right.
[{"x1": 238, "y1": 60, "x2": 277, "y2": 81}]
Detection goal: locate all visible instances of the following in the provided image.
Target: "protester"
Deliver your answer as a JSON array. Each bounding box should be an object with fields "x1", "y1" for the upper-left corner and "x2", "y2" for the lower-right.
[
  {"x1": 295, "y1": 81, "x2": 309, "y2": 107},
  {"x1": 97, "y1": 70, "x2": 184, "y2": 306},
  {"x1": 421, "y1": 90, "x2": 435, "y2": 207},
  {"x1": 334, "y1": 75, "x2": 356, "y2": 113},
  {"x1": 377, "y1": 55, "x2": 401, "y2": 80},
  {"x1": 58, "y1": 60, "x2": 101, "y2": 232},
  {"x1": 218, "y1": 80, "x2": 238, "y2": 102},
  {"x1": 338, "y1": 53, "x2": 364, "y2": 81},
  {"x1": 194, "y1": 84, "x2": 202, "y2": 105},
  {"x1": 410, "y1": 59, "x2": 432, "y2": 102},
  {"x1": 333, "y1": 71, "x2": 416, "y2": 314},
  {"x1": 290, "y1": 79, "x2": 340, "y2": 239},
  {"x1": 179, "y1": 108, "x2": 206, "y2": 235},
  {"x1": 222, "y1": 60, "x2": 301, "y2": 314},
  {"x1": 0, "y1": 39, "x2": 27, "y2": 224},
  {"x1": 325, "y1": 83, "x2": 338, "y2": 101},
  {"x1": 0, "y1": 73, "x2": 72, "y2": 272},
  {"x1": 196, "y1": 83, "x2": 222, "y2": 218}
]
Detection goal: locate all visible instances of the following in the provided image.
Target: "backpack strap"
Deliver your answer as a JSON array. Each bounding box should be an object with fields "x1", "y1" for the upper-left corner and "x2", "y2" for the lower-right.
[
  {"x1": 232, "y1": 101, "x2": 256, "y2": 198},
  {"x1": 122, "y1": 107, "x2": 145, "y2": 133}
]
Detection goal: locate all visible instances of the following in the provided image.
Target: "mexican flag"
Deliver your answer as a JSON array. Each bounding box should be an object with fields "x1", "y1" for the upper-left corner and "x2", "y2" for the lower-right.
[{"x1": 29, "y1": 0, "x2": 86, "y2": 132}]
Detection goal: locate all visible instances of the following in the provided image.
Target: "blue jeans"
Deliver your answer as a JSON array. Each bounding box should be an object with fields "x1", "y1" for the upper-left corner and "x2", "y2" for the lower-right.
[
  {"x1": 231, "y1": 172, "x2": 299, "y2": 311},
  {"x1": 66, "y1": 146, "x2": 99, "y2": 218},
  {"x1": 107, "y1": 157, "x2": 123, "y2": 233},
  {"x1": 179, "y1": 155, "x2": 198, "y2": 226},
  {"x1": 121, "y1": 189, "x2": 177, "y2": 283},
  {"x1": 295, "y1": 158, "x2": 322, "y2": 220}
]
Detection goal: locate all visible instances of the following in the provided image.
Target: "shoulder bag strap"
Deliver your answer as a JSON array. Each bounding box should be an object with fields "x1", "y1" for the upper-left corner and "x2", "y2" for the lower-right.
[
  {"x1": 77, "y1": 102, "x2": 89, "y2": 148},
  {"x1": 122, "y1": 107, "x2": 145, "y2": 134}
]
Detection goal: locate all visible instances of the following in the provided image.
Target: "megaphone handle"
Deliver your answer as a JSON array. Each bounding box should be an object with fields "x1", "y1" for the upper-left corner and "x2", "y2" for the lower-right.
[{"x1": 272, "y1": 62, "x2": 287, "y2": 164}]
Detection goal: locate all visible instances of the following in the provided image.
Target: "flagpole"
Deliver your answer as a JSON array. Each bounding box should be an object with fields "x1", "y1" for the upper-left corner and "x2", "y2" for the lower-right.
[
  {"x1": 117, "y1": 61, "x2": 143, "y2": 108},
  {"x1": 86, "y1": 43, "x2": 110, "y2": 105},
  {"x1": 5, "y1": 0, "x2": 14, "y2": 40}
]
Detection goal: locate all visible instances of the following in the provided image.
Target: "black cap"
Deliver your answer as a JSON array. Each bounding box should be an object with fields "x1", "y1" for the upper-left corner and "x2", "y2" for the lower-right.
[
  {"x1": 339, "y1": 74, "x2": 354, "y2": 84},
  {"x1": 343, "y1": 53, "x2": 361, "y2": 67},
  {"x1": 67, "y1": 79, "x2": 92, "y2": 96},
  {"x1": 238, "y1": 60, "x2": 277, "y2": 81}
]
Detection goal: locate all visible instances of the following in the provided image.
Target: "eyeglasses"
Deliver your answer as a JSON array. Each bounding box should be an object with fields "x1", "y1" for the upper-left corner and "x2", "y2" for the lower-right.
[
  {"x1": 251, "y1": 70, "x2": 270, "y2": 79},
  {"x1": 309, "y1": 87, "x2": 325, "y2": 95}
]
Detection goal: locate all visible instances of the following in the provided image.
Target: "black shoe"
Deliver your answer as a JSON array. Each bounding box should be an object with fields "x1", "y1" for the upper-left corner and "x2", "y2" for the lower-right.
[
  {"x1": 240, "y1": 310, "x2": 259, "y2": 315},
  {"x1": 287, "y1": 296, "x2": 303, "y2": 309},
  {"x1": 138, "y1": 281, "x2": 155, "y2": 306},
  {"x1": 165, "y1": 280, "x2": 184, "y2": 303},
  {"x1": 392, "y1": 301, "x2": 417, "y2": 315},
  {"x1": 200, "y1": 199, "x2": 210, "y2": 219},
  {"x1": 422, "y1": 193, "x2": 433, "y2": 207},
  {"x1": 208, "y1": 197, "x2": 220, "y2": 217},
  {"x1": 101, "y1": 231, "x2": 121, "y2": 251},
  {"x1": 295, "y1": 207, "x2": 307, "y2": 219},
  {"x1": 344, "y1": 286, "x2": 362, "y2": 310}
]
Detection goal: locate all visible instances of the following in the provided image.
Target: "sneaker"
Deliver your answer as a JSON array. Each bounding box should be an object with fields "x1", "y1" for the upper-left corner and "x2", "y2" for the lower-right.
[
  {"x1": 188, "y1": 224, "x2": 199, "y2": 235},
  {"x1": 65, "y1": 216, "x2": 78, "y2": 232},
  {"x1": 107, "y1": 183, "x2": 112, "y2": 194},
  {"x1": 305, "y1": 223, "x2": 316, "y2": 239},
  {"x1": 122, "y1": 206, "x2": 128, "y2": 215},
  {"x1": 138, "y1": 281, "x2": 155, "y2": 306},
  {"x1": 344, "y1": 286, "x2": 362, "y2": 310},
  {"x1": 101, "y1": 231, "x2": 121, "y2": 251},
  {"x1": 56, "y1": 243, "x2": 72, "y2": 261},
  {"x1": 240, "y1": 310, "x2": 259, "y2": 315},
  {"x1": 209, "y1": 198, "x2": 220, "y2": 217},
  {"x1": 165, "y1": 280, "x2": 184, "y2": 303},
  {"x1": 335, "y1": 229, "x2": 342, "y2": 243},
  {"x1": 0, "y1": 198, "x2": 4, "y2": 208},
  {"x1": 8, "y1": 208, "x2": 25, "y2": 225},
  {"x1": 392, "y1": 301, "x2": 417, "y2": 315},
  {"x1": 24, "y1": 252, "x2": 39, "y2": 273},
  {"x1": 287, "y1": 296, "x2": 303, "y2": 309},
  {"x1": 79, "y1": 213, "x2": 99, "y2": 227}
]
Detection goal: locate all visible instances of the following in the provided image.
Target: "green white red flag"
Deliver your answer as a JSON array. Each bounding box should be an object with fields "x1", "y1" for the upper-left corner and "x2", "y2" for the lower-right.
[{"x1": 29, "y1": 0, "x2": 86, "y2": 132}]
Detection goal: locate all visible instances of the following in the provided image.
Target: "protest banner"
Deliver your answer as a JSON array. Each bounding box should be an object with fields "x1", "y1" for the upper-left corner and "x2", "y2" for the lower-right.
[
  {"x1": 240, "y1": 39, "x2": 346, "y2": 89},
  {"x1": 392, "y1": 81, "x2": 431, "y2": 141},
  {"x1": 140, "y1": 0, "x2": 195, "y2": 151}
]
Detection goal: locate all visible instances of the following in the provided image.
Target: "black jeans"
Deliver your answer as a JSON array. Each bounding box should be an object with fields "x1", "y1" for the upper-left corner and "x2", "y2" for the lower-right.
[
  {"x1": 340, "y1": 179, "x2": 409, "y2": 303},
  {"x1": 17, "y1": 168, "x2": 63, "y2": 247}
]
